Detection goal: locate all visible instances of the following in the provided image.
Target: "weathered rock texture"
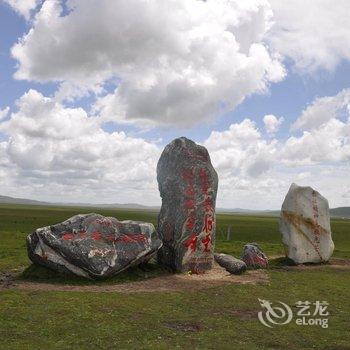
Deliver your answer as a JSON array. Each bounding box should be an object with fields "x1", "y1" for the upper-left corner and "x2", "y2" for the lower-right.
[
  {"x1": 280, "y1": 183, "x2": 334, "y2": 264},
  {"x1": 241, "y1": 243, "x2": 268, "y2": 269},
  {"x1": 27, "y1": 213, "x2": 162, "y2": 279},
  {"x1": 214, "y1": 253, "x2": 247, "y2": 275},
  {"x1": 157, "y1": 137, "x2": 218, "y2": 273}
]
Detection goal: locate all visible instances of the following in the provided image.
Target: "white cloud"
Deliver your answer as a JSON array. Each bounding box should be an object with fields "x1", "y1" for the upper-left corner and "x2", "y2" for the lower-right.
[
  {"x1": 2, "y1": 0, "x2": 40, "y2": 20},
  {"x1": 202, "y1": 117, "x2": 350, "y2": 209},
  {"x1": 268, "y1": 0, "x2": 350, "y2": 72},
  {"x1": 283, "y1": 119, "x2": 350, "y2": 166},
  {"x1": 282, "y1": 90, "x2": 350, "y2": 166},
  {"x1": 291, "y1": 89, "x2": 350, "y2": 131},
  {"x1": 0, "y1": 90, "x2": 161, "y2": 204},
  {"x1": 202, "y1": 89, "x2": 350, "y2": 208},
  {"x1": 11, "y1": 0, "x2": 285, "y2": 126},
  {"x1": 0, "y1": 89, "x2": 349, "y2": 209},
  {"x1": 0, "y1": 106, "x2": 10, "y2": 121},
  {"x1": 263, "y1": 114, "x2": 284, "y2": 134},
  {"x1": 204, "y1": 119, "x2": 278, "y2": 178}
]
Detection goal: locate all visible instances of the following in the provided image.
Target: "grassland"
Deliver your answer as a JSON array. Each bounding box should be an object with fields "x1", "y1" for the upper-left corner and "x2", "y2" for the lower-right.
[{"x1": 0, "y1": 204, "x2": 349, "y2": 349}]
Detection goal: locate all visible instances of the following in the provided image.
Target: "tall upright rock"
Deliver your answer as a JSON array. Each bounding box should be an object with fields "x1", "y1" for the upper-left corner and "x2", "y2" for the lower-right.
[
  {"x1": 280, "y1": 183, "x2": 334, "y2": 264},
  {"x1": 157, "y1": 137, "x2": 218, "y2": 273}
]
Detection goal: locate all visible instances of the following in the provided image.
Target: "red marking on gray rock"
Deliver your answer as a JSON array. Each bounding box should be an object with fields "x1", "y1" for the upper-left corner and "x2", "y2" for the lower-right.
[
  {"x1": 157, "y1": 137, "x2": 218, "y2": 273},
  {"x1": 26, "y1": 213, "x2": 162, "y2": 279},
  {"x1": 241, "y1": 243, "x2": 268, "y2": 269}
]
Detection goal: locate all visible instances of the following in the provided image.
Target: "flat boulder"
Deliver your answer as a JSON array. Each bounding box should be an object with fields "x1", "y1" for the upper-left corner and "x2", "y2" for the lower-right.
[
  {"x1": 27, "y1": 213, "x2": 162, "y2": 279},
  {"x1": 280, "y1": 183, "x2": 334, "y2": 264},
  {"x1": 241, "y1": 243, "x2": 268, "y2": 269},
  {"x1": 214, "y1": 253, "x2": 247, "y2": 275},
  {"x1": 157, "y1": 137, "x2": 218, "y2": 273}
]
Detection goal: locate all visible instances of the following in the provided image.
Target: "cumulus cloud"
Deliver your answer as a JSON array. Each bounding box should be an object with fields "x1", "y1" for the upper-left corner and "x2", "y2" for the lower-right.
[
  {"x1": 202, "y1": 89, "x2": 350, "y2": 207},
  {"x1": 291, "y1": 89, "x2": 350, "y2": 131},
  {"x1": 204, "y1": 119, "x2": 277, "y2": 177},
  {"x1": 202, "y1": 116, "x2": 350, "y2": 209},
  {"x1": 11, "y1": 0, "x2": 285, "y2": 126},
  {"x1": 283, "y1": 119, "x2": 350, "y2": 166},
  {"x1": 263, "y1": 114, "x2": 284, "y2": 134},
  {"x1": 0, "y1": 88, "x2": 349, "y2": 208},
  {"x1": 0, "y1": 90, "x2": 161, "y2": 204},
  {"x1": 268, "y1": 0, "x2": 350, "y2": 72},
  {"x1": 0, "y1": 107, "x2": 10, "y2": 121},
  {"x1": 1, "y1": 0, "x2": 40, "y2": 20},
  {"x1": 282, "y1": 90, "x2": 350, "y2": 166}
]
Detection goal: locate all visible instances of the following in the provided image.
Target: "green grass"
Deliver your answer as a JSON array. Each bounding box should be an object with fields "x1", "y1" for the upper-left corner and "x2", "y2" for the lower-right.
[{"x1": 0, "y1": 204, "x2": 350, "y2": 349}]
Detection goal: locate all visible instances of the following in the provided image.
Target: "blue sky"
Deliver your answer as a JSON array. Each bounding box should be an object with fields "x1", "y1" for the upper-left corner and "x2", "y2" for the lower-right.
[{"x1": 0, "y1": 0, "x2": 349, "y2": 209}]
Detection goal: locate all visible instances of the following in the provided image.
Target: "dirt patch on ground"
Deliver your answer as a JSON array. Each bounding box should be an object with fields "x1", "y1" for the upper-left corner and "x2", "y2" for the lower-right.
[
  {"x1": 0, "y1": 263, "x2": 269, "y2": 293},
  {"x1": 165, "y1": 321, "x2": 204, "y2": 332},
  {"x1": 225, "y1": 308, "x2": 258, "y2": 320}
]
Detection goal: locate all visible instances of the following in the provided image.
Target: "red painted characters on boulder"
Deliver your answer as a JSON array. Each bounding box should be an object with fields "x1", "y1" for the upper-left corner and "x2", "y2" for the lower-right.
[{"x1": 183, "y1": 167, "x2": 215, "y2": 258}]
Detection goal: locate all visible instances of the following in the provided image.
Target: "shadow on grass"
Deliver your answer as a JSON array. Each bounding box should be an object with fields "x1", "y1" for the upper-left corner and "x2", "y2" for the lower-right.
[
  {"x1": 18, "y1": 262, "x2": 171, "y2": 285},
  {"x1": 268, "y1": 256, "x2": 298, "y2": 268},
  {"x1": 268, "y1": 256, "x2": 339, "y2": 270}
]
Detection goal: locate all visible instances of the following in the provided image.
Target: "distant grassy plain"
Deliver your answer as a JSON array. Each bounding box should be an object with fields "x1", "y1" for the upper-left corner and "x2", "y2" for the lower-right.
[{"x1": 0, "y1": 204, "x2": 349, "y2": 349}]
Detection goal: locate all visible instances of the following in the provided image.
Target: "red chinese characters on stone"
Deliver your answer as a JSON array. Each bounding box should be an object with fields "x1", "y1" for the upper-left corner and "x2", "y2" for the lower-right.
[
  {"x1": 203, "y1": 213, "x2": 213, "y2": 234},
  {"x1": 186, "y1": 215, "x2": 196, "y2": 230},
  {"x1": 182, "y1": 167, "x2": 215, "y2": 255},
  {"x1": 199, "y1": 168, "x2": 214, "y2": 253},
  {"x1": 182, "y1": 167, "x2": 197, "y2": 252},
  {"x1": 91, "y1": 231, "x2": 102, "y2": 241},
  {"x1": 62, "y1": 231, "x2": 87, "y2": 241},
  {"x1": 201, "y1": 234, "x2": 211, "y2": 252},
  {"x1": 185, "y1": 233, "x2": 198, "y2": 253},
  {"x1": 105, "y1": 233, "x2": 147, "y2": 244},
  {"x1": 62, "y1": 232, "x2": 74, "y2": 241},
  {"x1": 121, "y1": 233, "x2": 148, "y2": 244},
  {"x1": 199, "y1": 168, "x2": 209, "y2": 194}
]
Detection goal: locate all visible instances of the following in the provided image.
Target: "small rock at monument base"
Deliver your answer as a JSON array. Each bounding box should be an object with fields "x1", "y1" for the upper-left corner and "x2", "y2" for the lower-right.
[
  {"x1": 157, "y1": 137, "x2": 218, "y2": 273},
  {"x1": 279, "y1": 183, "x2": 334, "y2": 264},
  {"x1": 214, "y1": 253, "x2": 247, "y2": 275},
  {"x1": 26, "y1": 213, "x2": 162, "y2": 279},
  {"x1": 241, "y1": 243, "x2": 268, "y2": 269}
]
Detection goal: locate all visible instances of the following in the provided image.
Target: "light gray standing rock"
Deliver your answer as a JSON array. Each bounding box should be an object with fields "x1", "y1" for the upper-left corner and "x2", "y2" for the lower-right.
[
  {"x1": 27, "y1": 213, "x2": 162, "y2": 279},
  {"x1": 279, "y1": 183, "x2": 334, "y2": 264},
  {"x1": 157, "y1": 137, "x2": 218, "y2": 273},
  {"x1": 214, "y1": 253, "x2": 247, "y2": 275}
]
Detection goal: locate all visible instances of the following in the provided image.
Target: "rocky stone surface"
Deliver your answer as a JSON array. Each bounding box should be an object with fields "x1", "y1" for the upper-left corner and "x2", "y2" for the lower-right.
[
  {"x1": 241, "y1": 243, "x2": 268, "y2": 269},
  {"x1": 280, "y1": 183, "x2": 334, "y2": 264},
  {"x1": 214, "y1": 253, "x2": 247, "y2": 275},
  {"x1": 157, "y1": 137, "x2": 218, "y2": 273},
  {"x1": 27, "y1": 213, "x2": 162, "y2": 279}
]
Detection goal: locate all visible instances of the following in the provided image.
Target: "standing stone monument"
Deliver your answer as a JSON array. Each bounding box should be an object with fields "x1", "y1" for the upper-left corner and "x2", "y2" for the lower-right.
[
  {"x1": 279, "y1": 183, "x2": 334, "y2": 264},
  {"x1": 157, "y1": 137, "x2": 218, "y2": 273}
]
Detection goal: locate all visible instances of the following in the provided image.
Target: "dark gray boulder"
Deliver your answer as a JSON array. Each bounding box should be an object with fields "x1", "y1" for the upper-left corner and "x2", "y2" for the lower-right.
[
  {"x1": 241, "y1": 243, "x2": 268, "y2": 269},
  {"x1": 214, "y1": 253, "x2": 247, "y2": 275},
  {"x1": 26, "y1": 213, "x2": 162, "y2": 279},
  {"x1": 157, "y1": 137, "x2": 218, "y2": 273}
]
